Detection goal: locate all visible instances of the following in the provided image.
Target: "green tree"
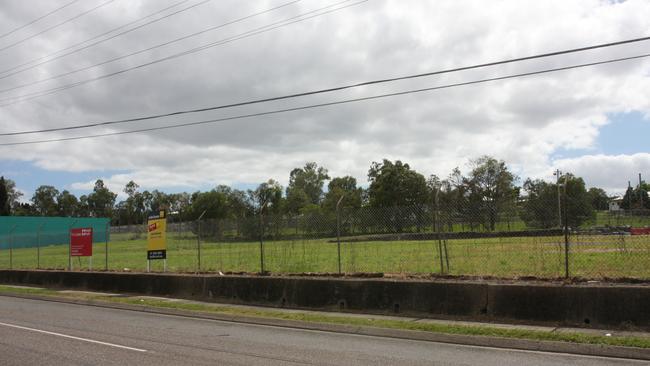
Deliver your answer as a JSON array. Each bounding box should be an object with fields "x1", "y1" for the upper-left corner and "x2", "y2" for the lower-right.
[
  {"x1": 563, "y1": 174, "x2": 595, "y2": 227},
  {"x1": 188, "y1": 190, "x2": 228, "y2": 220},
  {"x1": 250, "y1": 179, "x2": 284, "y2": 214},
  {"x1": 57, "y1": 190, "x2": 79, "y2": 216},
  {"x1": 465, "y1": 156, "x2": 518, "y2": 231},
  {"x1": 367, "y1": 159, "x2": 428, "y2": 208},
  {"x1": 521, "y1": 179, "x2": 558, "y2": 229},
  {"x1": 139, "y1": 190, "x2": 153, "y2": 215},
  {"x1": 114, "y1": 200, "x2": 129, "y2": 225},
  {"x1": 31, "y1": 185, "x2": 60, "y2": 216},
  {"x1": 168, "y1": 192, "x2": 192, "y2": 220},
  {"x1": 1, "y1": 177, "x2": 22, "y2": 212},
  {"x1": 13, "y1": 203, "x2": 34, "y2": 216},
  {"x1": 437, "y1": 168, "x2": 470, "y2": 232},
  {"x1": 216, "y1": 185, "x2": 253, "y2": 219},
  {"x1": 521, "y1": 174, "x2": 594, "y2": 228},
  {"x1": 285, "y1": 187, "x2": 310, "y2": 215},
  {"x1": 587, "y1": 187, "x2": 609, "y2": 211},
  {"x1": 213, "y1": 186, "x2": 253, "y2": 237},
  {"x1": 367, "y1": 159, "x2": 428, "y2": 232},
  {"x1": 245, "y1": 179, "x2": 284, "y2": 238},
  {"x1": 0, "y1": 176, "x2": 9, "y2": 215},
  {"x1": 78, "y1": 195, "x2": 90, "y2": 217},
  {"x1": 87, "y1": 180, "x2": 117, "y2": 217},
  {"x1": 150, "y1": 190, "x2": 171, "y2": 212},
  {"x1": 286, "y1": 162, "x2": 329, "y2": 213},
  {"x1": 323, "y1": 176, "x2": 363, "y2": 211},
  {"x1": 621, "y1": 182, "x2": 649, "y2": 210},
  {"x1": 123, "y1": 180, "x2": 139, "y2": 224}
]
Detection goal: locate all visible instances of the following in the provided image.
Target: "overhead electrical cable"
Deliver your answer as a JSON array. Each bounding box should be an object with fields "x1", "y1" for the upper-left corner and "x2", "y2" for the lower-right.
[
  {"x1": 0, "y1": 0, "x2": 205, "y2": 79},
  {"x1": 0, "y1": 0, "x2": 364, "y2": 106},
  {"x1": 0, "y1": 0, "x2": 340, "y2": 95},
  {"x1": 1, "y1": 35, "x2": 649, "y2": 136},
  {"x1": 0, "y1": 0, "x2": 116, "y2": 53},
  {"x1": 1, "y1": 52, "x2": 648, "y2": 146},
  {"x1": 0, "y1": 0, "x2": 81, "y2": 40},
  {"x1": 0, "y1": 0, "x2": 286, "y2": 82}
]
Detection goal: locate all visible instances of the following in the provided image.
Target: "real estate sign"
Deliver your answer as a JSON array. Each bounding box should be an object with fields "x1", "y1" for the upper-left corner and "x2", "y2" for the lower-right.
[
  {"x1": 147, "y1": 210, "x2": 167, "y2": 260},
  {"x1": 70, "y1": 227, "x2": 93, "y2": 257}
]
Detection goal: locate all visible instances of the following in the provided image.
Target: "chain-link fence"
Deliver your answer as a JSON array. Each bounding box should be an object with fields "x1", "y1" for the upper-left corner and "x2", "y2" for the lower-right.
[
  {"x1": 0, "y1": 217, "x2": 110, "y2": 270},
  {"x1": 1, "y1": 200, "x2": 649, "y2": 279}
]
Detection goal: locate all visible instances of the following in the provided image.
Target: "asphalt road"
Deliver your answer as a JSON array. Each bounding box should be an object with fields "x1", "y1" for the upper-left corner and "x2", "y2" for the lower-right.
[{"x1": 0, "y1": 296, "x2": 646, "y2": 366}]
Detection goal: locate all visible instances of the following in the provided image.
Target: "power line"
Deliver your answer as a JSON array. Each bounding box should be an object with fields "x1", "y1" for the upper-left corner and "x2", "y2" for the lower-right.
[
  {"x1": 0, "y1": 0, "x2": 337, "y2": 99},
  {"x1": 0, "y1": 0, "x2": 81, "y2": 40},
  {"x1": 1, "y1": 35, "x2": 649, "y2": 136},
  {"x1": 0, "y1": 0, "x2": 116, "y2": 53},
  {"x1": 0, "y1": 0, "x2": 271, "y2": 83},
  {"x1": 0, "y1": 0, "x2": 364, "y2": 106},
  {"x1": 0, "y1": 0, "x2": 201, "y2": 79},
  {"x1": 1, "y1": 52, "x2": 648, "y2": 146}
]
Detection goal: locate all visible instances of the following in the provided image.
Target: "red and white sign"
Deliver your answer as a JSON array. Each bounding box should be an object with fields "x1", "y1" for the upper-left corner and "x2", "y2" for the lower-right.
[{"x1": 70, "y1": 228, "x2": 93, "y2": 257}]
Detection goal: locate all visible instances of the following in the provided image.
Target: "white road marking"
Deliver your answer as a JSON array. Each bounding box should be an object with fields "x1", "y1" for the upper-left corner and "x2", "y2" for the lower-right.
[{"x1": 0, "y1": 321, "x2": 147, "y2": 352}]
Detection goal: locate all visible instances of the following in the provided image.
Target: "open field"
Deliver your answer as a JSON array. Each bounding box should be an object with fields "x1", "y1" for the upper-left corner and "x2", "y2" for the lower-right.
[{"x1": 1, "y1": 232, "x2": 649, "y2": 279}]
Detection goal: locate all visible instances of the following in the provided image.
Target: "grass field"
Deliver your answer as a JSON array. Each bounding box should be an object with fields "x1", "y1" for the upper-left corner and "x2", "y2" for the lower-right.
[{"x1": 1, "y1": 231, "x2": 649, "y2": 279}]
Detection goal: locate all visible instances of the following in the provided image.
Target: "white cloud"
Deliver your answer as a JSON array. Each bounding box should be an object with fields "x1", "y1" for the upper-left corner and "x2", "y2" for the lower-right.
[
  {"x1": 0, "y1": 0, "x2": 649, "y2": 197},
  {"x1": 554, "y1": 153, "x2": 650, "y2": 194}
]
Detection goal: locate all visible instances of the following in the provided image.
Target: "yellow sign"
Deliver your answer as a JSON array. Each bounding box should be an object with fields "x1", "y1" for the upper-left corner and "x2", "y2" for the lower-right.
[{"x1": 147, "y1": 211, "x2": 167, "y2": 259}]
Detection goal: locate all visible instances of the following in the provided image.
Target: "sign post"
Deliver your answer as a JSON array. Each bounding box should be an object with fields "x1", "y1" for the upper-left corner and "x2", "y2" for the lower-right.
[
  {"x1": 147, "y1": 210, "x2": 167, "y2": 272},
  {"x1": 70, "y1": 227, "x2": 93, "y2": 270}
]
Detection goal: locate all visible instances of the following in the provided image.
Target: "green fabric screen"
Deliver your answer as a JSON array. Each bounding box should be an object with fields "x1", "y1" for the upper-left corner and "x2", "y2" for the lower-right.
[{"x1": 0, "y1": 217, "x2": 110, "y2": 249}]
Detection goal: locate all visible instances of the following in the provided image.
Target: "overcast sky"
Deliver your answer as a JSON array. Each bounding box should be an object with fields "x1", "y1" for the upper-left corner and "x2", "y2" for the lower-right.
[{"x1": 0, "y1": 0, "x2": 649, "y2": 201}]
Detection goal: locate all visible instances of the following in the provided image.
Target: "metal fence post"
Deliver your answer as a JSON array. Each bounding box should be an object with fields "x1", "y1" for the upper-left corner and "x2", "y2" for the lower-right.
[
  {"x1": 435, "y1": 189, "x2": 444, "y2": 274},
  {"x1": 555, "y1": 169, "x2": 562, "y2": 228},
  {"x1": 197, "y1": 210, "x2": 207, "y2": 272},
  {"x1": 441, "y1": 190, "x2": 450, "y2": 273},
  {"x1": 37, "y1": 223, "x2": 44, "y2": 269},
  {"x1": 105, "y1": 221, "x2": 109, "y2": 271},
  {"x1": 563, "y1": 176, "x2": 570, "y2": 279},
  {"x1": 68, "y1": 219, "x2": 78, "y2": 271},
  {"x1": 259, "y1": 202, "x2": 266, "y2": 274},
  {"x1": 336, "y1": 195, "x2": 345, "y2": 274},
  {"x1": 9, "y1": 225, "x2": 17, "y2": 269}
]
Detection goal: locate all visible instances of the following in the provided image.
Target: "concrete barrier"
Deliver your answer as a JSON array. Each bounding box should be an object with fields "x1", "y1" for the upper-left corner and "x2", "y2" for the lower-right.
[
  {"x1": 0, "y1": 270, "x2": 648, "y2": 330},
  {"x1": 488, "y1": 283, "x2": 650, "y2": 328}
]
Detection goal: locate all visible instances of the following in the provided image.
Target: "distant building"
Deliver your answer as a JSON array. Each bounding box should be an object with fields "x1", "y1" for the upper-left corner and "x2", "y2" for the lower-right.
[{"x1": 608, "y1": 196, "x2": 623, "y2": 212}]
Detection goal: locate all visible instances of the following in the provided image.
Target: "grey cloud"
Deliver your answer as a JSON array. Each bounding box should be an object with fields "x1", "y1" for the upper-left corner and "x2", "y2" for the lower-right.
[{"x1": 1, "y1": 0, "x2": 650, "y2": 196}]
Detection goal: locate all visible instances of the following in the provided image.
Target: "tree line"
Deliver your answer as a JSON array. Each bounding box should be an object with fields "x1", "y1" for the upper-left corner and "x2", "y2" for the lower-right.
[{"x1": 1, "y1": 156, "x2": 645, "y2": 231}]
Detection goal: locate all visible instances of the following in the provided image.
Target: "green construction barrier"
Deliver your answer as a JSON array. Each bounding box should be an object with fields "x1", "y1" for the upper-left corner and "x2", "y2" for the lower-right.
[{"x1": 0, "y1": 217, "x2": 110, "y2": 249}]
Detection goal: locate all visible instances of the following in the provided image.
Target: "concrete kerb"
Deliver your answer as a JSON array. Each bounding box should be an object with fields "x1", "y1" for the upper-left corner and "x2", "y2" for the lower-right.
[{"x1": 0, "y1": 291, "x2": 649, "y2": 361}]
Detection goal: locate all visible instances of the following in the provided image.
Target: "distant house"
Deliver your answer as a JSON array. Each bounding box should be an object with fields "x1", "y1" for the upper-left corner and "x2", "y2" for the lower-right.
[{"x1": 608, "y1": 196, "x2": 623, "y2": 212}]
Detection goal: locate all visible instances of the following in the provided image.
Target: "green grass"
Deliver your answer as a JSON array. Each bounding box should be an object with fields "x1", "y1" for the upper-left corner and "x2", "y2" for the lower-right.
[
  {"x1": 0, "y1": 285, "x2": 648, "y2": 349},
  {"x1": 1, "y1": 231, "x2": 649, "y2": 279},
  {"x1": 590, "y1": 211, "x2": 650, "y2": 227}
]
